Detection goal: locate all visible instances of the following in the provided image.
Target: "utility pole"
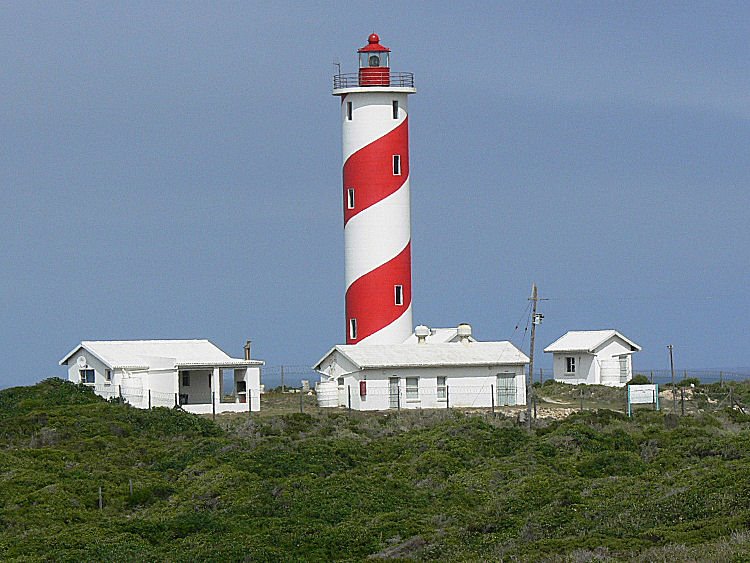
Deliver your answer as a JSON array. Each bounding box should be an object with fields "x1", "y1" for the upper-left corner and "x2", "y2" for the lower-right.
[
  {"x1": 527, "y1": 283, "x2": 544, "y2": 430},
  {"x1": 667, "y1": 344, "x2": 676, "y2": 413}
]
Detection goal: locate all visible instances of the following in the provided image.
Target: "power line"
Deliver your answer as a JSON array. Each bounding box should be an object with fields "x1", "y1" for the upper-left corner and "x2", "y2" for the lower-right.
[
  {"x1": 543, "y1": 294, "x2": 727, "y2": 303},
  {"x1": 508, "y1": 300, "x2": 532, "y2": 342}
]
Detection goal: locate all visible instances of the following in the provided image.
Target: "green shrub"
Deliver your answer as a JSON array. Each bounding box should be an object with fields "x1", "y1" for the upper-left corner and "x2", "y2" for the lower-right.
[
  {"x1": 576, "y1": 451, "x2": 645, "y2": 477},
  {"x1": 4, "y1": 379, "x2": 750, "y2": 561},
  {"x1": 629, "y1": 374, "x2": 651, "y2": 385}
]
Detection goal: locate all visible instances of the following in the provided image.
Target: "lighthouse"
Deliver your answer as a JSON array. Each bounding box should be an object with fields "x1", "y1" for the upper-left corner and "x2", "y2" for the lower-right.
[
  {"x1": 315, "y1": 35, "x2": 529, "y2": 411},
  {"x1": 333, "y1": 33, "x2": 416, "y2": 345}
]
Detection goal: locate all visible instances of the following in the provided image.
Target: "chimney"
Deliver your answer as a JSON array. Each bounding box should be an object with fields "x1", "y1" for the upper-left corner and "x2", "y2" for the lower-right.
[{"x1": 243, "y1": 340, "x2": 252, "y2": 360}]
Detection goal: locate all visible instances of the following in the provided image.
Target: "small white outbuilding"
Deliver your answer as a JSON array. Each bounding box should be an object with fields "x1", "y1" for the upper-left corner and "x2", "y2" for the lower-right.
[
  {"x1": 313, "y1": 325, "x2": 529, "y2": 411},
  {"x1": 59, "y1": 339, "x2": 263, "y2": 413},
  {"x1": 543, "y1": 330, "x2": 641, "y2": 387}
]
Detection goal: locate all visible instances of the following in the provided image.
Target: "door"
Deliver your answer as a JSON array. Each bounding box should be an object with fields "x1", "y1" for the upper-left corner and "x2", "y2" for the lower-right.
[
  {"x1": 337, "y1": 377, "x2": 346, "y2": 407},
  {"x1": 496, "y1": 373, "x2": 516, "y2": 406},
  {"x1": 619, "y1": 356, "x2": 629, "y2": 383},
  {"x1": 389, "y1": 377, "x2": 400, "y2": 409}
]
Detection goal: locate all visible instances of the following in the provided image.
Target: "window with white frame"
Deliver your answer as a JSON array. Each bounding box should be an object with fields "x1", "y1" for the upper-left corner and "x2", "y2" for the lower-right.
[
  {"x1": 346, "y1": 101, "x2": 352, "y2": 121},
  {"x1": 79, "y1": 369, "x2": 95, "y2": 384},
  {"x1": 565, "y1": 357, "x2": 576, "y2": 374},
  {"x1": 392, "y1": 100, "x2": 399, "y2": 119},
  {"x1": 392, "y1": 154, "x2": 401, "y2": 175},
  {"x1": 394, "y1": 284, "x2": 403, "y2": 306},
  {"x1": 437, "y1": 376, "x2": 447, "y2": 400},
  {"x1": 182, "y1": 371, "x2": 191, "y2": 387},
  {"x1": 406, "y1": 377, "x2": 419, "y2": 401},
  {"x1": 104, "y1": 369, "x2": 112, "y2": 383},
  {"x1": 349, "y1": 318, "x2": 357, "y2": 340},
  {"x1": 346, "y1": 187, "x2": 355, "y2": 209}
]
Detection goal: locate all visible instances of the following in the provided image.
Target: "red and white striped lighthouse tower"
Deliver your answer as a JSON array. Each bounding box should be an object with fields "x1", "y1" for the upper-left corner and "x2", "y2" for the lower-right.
[{"x1": 333, "y1": 33, "x2": 416, "y2": 345}]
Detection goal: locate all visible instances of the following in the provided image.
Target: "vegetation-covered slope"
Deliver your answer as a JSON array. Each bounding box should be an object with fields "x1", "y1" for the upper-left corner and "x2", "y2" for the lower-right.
[{"x1": 2, "y1": 379, "x2": 750, "y2": 561}]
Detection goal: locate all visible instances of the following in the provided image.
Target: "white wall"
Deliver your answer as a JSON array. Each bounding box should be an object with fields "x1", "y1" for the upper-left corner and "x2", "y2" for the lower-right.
[
  {"x1": 64, "y1": 349, "x2": 111, "y2": 387},
  {"x1": 63, "y1": 349, "x2": 150, "y2": 406},
  {"x1": 331, "y1": 365, "x2": 526, "y2": 411},
  {"x1": 144, "y1": 369, "x2": 178, "y2": 406},
  {"x1": 551, "y1": 353, "x2": 596, "y2": 384},
  {"x1": 596, "y1": 339, "x2": 632, "y2": 359},
  {"x1": 318, "y1": 352, "x2": 359, "y2": 380},
  {"x1": 177, "y1": 369, "x2": 212, "y2": 404},
  {"x1": 234, "y1": 366, "x2": 261, "y2": 412}
]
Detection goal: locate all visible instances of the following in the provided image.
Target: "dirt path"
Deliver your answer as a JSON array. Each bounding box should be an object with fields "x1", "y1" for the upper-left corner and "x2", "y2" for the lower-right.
[{"x1": 539, "y1": 396, "x2": 574, "y2": 405}]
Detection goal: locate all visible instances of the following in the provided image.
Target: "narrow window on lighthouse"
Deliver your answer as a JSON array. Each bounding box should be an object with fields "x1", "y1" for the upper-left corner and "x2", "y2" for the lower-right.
[
  {"x1": 392, "y1": 100, "x2": 399, "y2": 119},
  {"x1": 392, "y1": 155, "x2": 401, "y2": 175},
  {"x1": 346, "y1": 188, "x2": 355, "y2": 209},
  {"x1": 394, "y1": 285, "x2": 403, "y2": 306},
  {"x1": 346, "y1": 101, "x2": 353, "y2": 121},
  {"x1": 349, "y1": 318, "x2": 357, "y2": 340}
]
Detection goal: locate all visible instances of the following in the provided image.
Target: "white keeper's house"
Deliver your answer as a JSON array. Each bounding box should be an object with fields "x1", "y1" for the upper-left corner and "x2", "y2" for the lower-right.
[
  {"x1": 544, "y1": 330, "x2": 641, "y2": 387},
  {"x1": 313, "y1": 324, "x2": 529, "y2": 411},
  {"x1": 59, "y1": 339, "x2": 263, "y2": 413}
]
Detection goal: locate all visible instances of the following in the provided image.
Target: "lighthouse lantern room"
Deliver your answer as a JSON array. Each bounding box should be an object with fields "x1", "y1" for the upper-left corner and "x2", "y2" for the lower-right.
[
  {"x1": 358, "y1": 33, "x2": 391, "y2": 86},
  {"x1": 333, "y1": 34, "x2": 416, "y2": 345}
]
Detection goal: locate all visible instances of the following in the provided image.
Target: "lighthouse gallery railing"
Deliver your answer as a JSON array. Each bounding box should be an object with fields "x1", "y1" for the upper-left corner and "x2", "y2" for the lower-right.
[{"x1": 333, "y1": 72, "x2": 415, "y2": 89}]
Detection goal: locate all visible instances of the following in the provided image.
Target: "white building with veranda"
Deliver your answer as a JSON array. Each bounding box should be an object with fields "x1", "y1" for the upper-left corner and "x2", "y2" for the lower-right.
[{"x1": 59, "y1": 339, "x2": 263, "y2": 413}]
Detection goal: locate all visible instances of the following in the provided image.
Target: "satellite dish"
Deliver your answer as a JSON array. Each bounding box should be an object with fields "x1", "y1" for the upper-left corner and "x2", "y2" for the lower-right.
[{"x1": 76, "y1": 356, "x2": 87, "y2": 368}]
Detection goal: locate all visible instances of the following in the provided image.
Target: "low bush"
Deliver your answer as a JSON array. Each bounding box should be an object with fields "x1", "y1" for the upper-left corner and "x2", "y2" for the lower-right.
[
  {"x1": 629, "y1": 374, "x2": 651, "y2": 385},
  {"x1": 2, "y1": 379, "x2": 750, "y2": 561}
]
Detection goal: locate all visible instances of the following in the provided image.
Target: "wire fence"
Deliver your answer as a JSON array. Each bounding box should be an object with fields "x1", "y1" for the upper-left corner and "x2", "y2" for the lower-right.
[
  {"x1": 265, "y1": 366, "x2": 750, "y2": 390},
  {"x1": 89, "y1": 385, "x2": 254, "y2": 410},
  {"x1": 261, "y1": 365, "x2": 319, "y2": 391},
  {"x1": 323, "y1": 382, "x2": 522, "y2": 413},
  {"x1": 530, "y1": 378, "x2": 750, "y2": 421},
  {"x1": 531, "y1": 368, "x2": 750, "y2": 386},
  {"x1": 88, "y1": 366, "x2": 750, "y2": 419},
  {"x1": 637, "y1": 369, "x2": 750, "y2": 385}
]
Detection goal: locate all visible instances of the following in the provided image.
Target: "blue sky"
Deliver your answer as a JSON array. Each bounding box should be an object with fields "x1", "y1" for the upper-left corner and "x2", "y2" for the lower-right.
[{"x1": 2, "y1": 2, "x2": 748, "y2": 389}]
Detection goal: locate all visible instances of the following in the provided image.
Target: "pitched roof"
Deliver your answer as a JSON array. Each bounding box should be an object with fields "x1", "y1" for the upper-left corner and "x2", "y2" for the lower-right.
[
  {"x1": 314, "y1": 341, "x2": 529, "y2": 371},
  {"x1": 59, "y1": 340, "x2": 263, "y2": 369},
  {"x1": 543, "y1": 330, "x2": 641, "y2": 354}
]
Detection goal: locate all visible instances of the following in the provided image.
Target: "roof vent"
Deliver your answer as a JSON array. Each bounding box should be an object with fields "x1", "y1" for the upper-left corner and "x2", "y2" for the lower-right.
[
  {"x1": 457, "y1": 323, "x2": 472, "y2": 344},
  {"x1": 415, "y1": 325, "x2": 430, "y2": 344}
]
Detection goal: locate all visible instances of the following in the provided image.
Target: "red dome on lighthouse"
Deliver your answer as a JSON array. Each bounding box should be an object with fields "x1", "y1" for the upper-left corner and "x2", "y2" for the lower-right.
[{"x1": 358, "y1": 32, "x2": 390, "y2": 53}]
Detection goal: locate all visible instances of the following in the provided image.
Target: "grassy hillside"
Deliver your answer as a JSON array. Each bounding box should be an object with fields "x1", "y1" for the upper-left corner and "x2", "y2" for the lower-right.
[{"x1": 2, "y1": 379, "x2": 750, "y2": 561}]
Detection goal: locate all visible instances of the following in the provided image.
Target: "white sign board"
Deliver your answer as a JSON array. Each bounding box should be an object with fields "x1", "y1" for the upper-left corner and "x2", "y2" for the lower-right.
[
  {"x1": 629, "y1": 384, "x2": 658, "y2": 404},
  {"x1": 627, "y1": 383, "x2": 659, "y2": 416}
]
